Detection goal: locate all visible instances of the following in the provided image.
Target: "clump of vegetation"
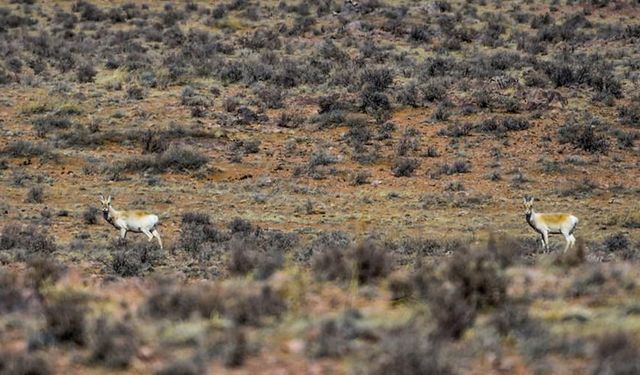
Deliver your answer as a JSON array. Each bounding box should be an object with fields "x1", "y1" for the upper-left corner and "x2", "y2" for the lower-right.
[
  {"x1": 391, "y1": 158, "x2": 420, "y2": 177},
  {"x1": 44, "y1": 290, "x2": 89, "y2": 345},
  {"x1": 89, "y1": 317, "x2": 139, "y2": 369},
  {"x1": 312, "y1": 240, "x2": 391, "y2": 284},
  {"x1": 115, "y1": 145, "x2": 209, "y2": 174},
  {"x1": 0, "y1": 351, "x2": 53, "y2": 375},
  {"x1": 0, "y1": 224, "x2": 57, "y2": 255},
  {"x1": 108, "y1": 239, "x2": 163, "y2": 277},
  {"x1": 83, "y1": 206, "x2": 100, "y2": 225},
  {"x1": 364, "y1": 327, "x2": 454, "y2": 375},
  {"x1": 593, "y1": 333, "x2": 640, "y2": 375},
  {"x1": 25, "y1": 185, "x2": 45, "y2": 203},
  {"x1": 2, "y1": 141, "x2": 57, "y2": 161},
  {"x1": 0, "y1": 268, "x2": 27, "y2": 313},
  {"x1": 557, "y1": 122, "x2": 609, "y2": 154}
]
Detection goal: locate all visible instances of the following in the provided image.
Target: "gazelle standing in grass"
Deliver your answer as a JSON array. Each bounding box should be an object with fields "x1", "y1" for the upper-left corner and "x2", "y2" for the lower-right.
[
  {"x1": 523, "y1": 196, "x2": 579, "y2": 253},
  {"x1": 99, "y1": 195, "x2": 163, "y2": 249}
]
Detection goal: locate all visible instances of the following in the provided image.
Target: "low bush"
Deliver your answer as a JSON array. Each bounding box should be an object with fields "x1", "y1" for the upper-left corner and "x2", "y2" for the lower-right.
[
  {"x1": 155, "y1": 359, "x2": 203, "y2": 375},
  {"x1": 557, "y1": 123, "x2": 609, "y2": 154},
  {"x1": 25, "y1": 185, "x2": 44, "y2": 203},
  {"x1": 90, "y1": 317, "x2": 139, "y2": 369},
  {"x1": 0, "y1": 224, "x2": 57, "y2": 255},
  {"x1": 32, "y1": 115, "x2": 72, "y2": 137},
  {"x1": 0, "y1": 268, "x2": 27, "y2": 313},
  {"x1": 108, "y1": 239, "x2": 163, "y2": 277},
  {"x1": 364, "y1": 327, "x2": 455, "y2": 375},
  {"x1": 437, "y1": 123, "x2": 472, "y2": 137},
  {"x1": 0, "y1": 351, "x2": 52, "y2": 375},
  {"x1": 2, "y1": 141, "x2": 57, "y2": 161},
  {"x1": 77, "y1": 63, "x2": 97, "y2": 83},
  {"x1": 116, "y1": 145, "x2": 209, "y2": 174},
  {"x1": 312, "y1": 240, "x2": 391, "y2": 284},
  {"x1": 83, "y1": 206, "x2": 100, "y2": 225},
  {"x1": 44, "y1": 290, "x2": 88, "y2": 345},
  {"x1": 391, "y1": 158, "x2": 419, "y2": 177},
  {"x1": 593, "y1": 333, "x2": 640, "y2": 375}
]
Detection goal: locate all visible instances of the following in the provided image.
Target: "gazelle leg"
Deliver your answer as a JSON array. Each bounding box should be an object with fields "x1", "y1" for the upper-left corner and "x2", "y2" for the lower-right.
[
  {"x1": 141, "y1": 228, "x2": 154, "y2": 241},
  {"x1": 563, "y1": 234, "x2": 571, "y2": 253},
  {"x1": 120, "y1": 228, "x2": 127, "y2": 239},
  {"x1": 569, "y1": 234, "x2": 576, "y2": 248},
  {"x1": 542, "y1": 231, "x2": 550, "y2": 253},
  {"x1": 152, "y1": 229, "x2": 163, "y2": 250}
]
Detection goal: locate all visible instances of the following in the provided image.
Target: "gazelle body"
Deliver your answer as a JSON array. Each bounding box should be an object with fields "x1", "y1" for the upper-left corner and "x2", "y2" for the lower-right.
[
  {"x1": 99, "y1": 195, "x2": 163, "y2": 249},
  {"x1": 523, "y1": 197, "x2": 578, "y2": 253}
]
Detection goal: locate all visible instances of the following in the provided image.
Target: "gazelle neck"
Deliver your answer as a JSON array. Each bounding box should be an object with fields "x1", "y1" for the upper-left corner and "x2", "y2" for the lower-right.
[{"x1": 105, "y1": 205, "x2": 119, "y2": 222}]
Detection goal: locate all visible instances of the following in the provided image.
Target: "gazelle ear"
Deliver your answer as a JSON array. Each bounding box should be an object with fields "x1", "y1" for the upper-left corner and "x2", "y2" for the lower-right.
[
  {"x1": 523, "y1": 197, "x2": 528, "y2": 204},
  {"x1": 99, "y1": 194, "x2": 105, "y2": 201},
  {"x1": 107, "y1": 195, "x2": 112, "y2": 203},
  {"x1": 528, "y1": 196, "x2": 534, "y2": 203}
]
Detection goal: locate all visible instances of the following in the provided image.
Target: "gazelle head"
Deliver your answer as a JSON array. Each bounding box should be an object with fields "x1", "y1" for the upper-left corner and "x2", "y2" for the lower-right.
[
  {"x1": 99, "y1": 194, "x2": 112, "y2": 214},
  {"x1": 523, "y1": 196, "x2": 534, "y2": 215}
]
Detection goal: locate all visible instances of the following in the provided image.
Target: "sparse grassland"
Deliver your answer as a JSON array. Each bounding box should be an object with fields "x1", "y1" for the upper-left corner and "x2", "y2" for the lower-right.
[{"x1": 0, "y1": 0, "x2": 639, "y2": 374}]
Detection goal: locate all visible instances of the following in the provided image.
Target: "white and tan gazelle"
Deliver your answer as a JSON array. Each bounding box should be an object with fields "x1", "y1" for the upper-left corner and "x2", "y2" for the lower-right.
[
  {"x1": 99, "y1": 195, "x2": 163, "y2": 249},
  {"x1": 523, "y1": 196, "x2": 579, "y2": 253}
]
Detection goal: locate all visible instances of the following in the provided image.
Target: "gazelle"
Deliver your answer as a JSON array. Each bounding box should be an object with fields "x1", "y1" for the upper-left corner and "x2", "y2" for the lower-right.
[
  {"x1": 523, "y1": 196, "x2": 578, "y2": 253},
  {"x1": 99, "y1": 195, "x2": 163, "y2": 249}
]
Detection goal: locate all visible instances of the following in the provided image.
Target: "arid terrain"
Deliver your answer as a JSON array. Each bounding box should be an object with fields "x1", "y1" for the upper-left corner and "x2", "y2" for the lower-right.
[{"x1": 1, "y1": 0, "x2": 640, "y2": 374}]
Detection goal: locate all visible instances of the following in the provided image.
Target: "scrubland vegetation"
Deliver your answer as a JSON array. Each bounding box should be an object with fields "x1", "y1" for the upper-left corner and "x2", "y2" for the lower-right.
[{"x1": 0, "y1": 0, "x2": 640, "y2": 373}]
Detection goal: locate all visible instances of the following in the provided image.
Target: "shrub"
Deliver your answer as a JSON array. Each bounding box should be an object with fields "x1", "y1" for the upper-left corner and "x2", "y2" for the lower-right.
[
  {"x1": 140, "y1": 130, "x2": 169, "y2": 154},
  {"x1": 277, "y1": 112, "x2": 305, "y2": 128},
  {"x1": 364, "y1": 328, "x2": 454, "y2": 375},
  {"x1": 557, "y1": 124, "x2": 609, "y2": 154},
  {"x1": 32, "y1": 115, "x2": 71, "y2": 137},
  {"x1": 615, "y1": 131, "x2": 638, "y2": 149},
  {"x1": 145, "y1": 279, "x2": 225, "y2": 320},
  {"x1": 155, "y1": 359, "x2": 203, "y2": 375},
  {"x1": 44, "y1": 290, "x2": 88, "y2": 345},
  {"x1": 90, "y1": 318, "x2": 138, "y2": 369},
  {"x1": 311, "y1": 242, "x2": 351, "y2": 281},
  {"x1": 178, "y1": 213, "x2": 227, "y2": 256},
  {"x1": 0, "y1": 351, "x2": 52, "y2": 375},
  {"x1": 602, "y1": 233, "x2": 629, "y2": 253},
  {"x1": 109, "y1": 239, "x2": 163, "y2": 277},
  {"x1": 3, "y1": 141, "x2": 56, "y2": 160},
  {"x1": 391, "y1": 158, "x2": 419, "y2": 177},
  {"x1": 430, "y1": 285, "x2": 476, "y2": 340},
  {"x1": 227, "y1": 236, "x2": 284, "y2": 280},
  {"x1": 308, "y1": 151, "x2": 337, "y2": 168},
  {"x1": 0, "y1": 224, "x2": 57, "y2": 255},
  {"x1": 77, "y1": 63, "x2": 97, "y2": 83},
  {"x1": 118, "y1": 145, "x2": 209, "y2": 173},
  {"x1": 444, "y1": 246, "x2": 507, "y2": 309},
  {"x1": 431, "y1": 103, "x2": 451, "y2": 121},
  {"x1": 618, "y1": 104, "x2": 640, "y2": 127},
  {"x1": 221, "y1": 328, "x2": 247, "y2": 368},
  {"x1": 27, "y1": 256, "x2": 65, "y2": 293},
  {"x1": 74, "y1": 1, "x2": 106, "y2": 21},
  {"x1": 420, "y1": 80, "x2": 447, "y2": 102},
  {"x1": 396, "y1": 82, "x2": 420, "y2": 107},
  {"x1": 351, "y1": 170, "x2": 371, "y2": 185},
  {"x1": 256, "y1": 85, "x2": 284, "y2": 109},
  {"x1": 351, "y1": 241, "x2": 391, "y2": 283},
  {"x1": 306, "y1": 311, "x2": 367, "y2": 359},
  {"x1": 25, "y1": 185, "x2": 44, "y2": 203},
  {"x1": 126, "y1": 86, "x2": 144, "y2": 100},
  {"x1": 437, "y1": 123, "x2": 472, "y2": 137},
  {"x1": 360, "y1": 88, "x2": 392, "y2": 121},
  {"x1": 360, "y1": 68, "x2": 394, "y2": 91},
  {"x1": 593, "y1": 333, "x2": 640, "y2": 375},
  {"x1": 0, "y1": 268, "x2": 27, "y2": 313}
]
